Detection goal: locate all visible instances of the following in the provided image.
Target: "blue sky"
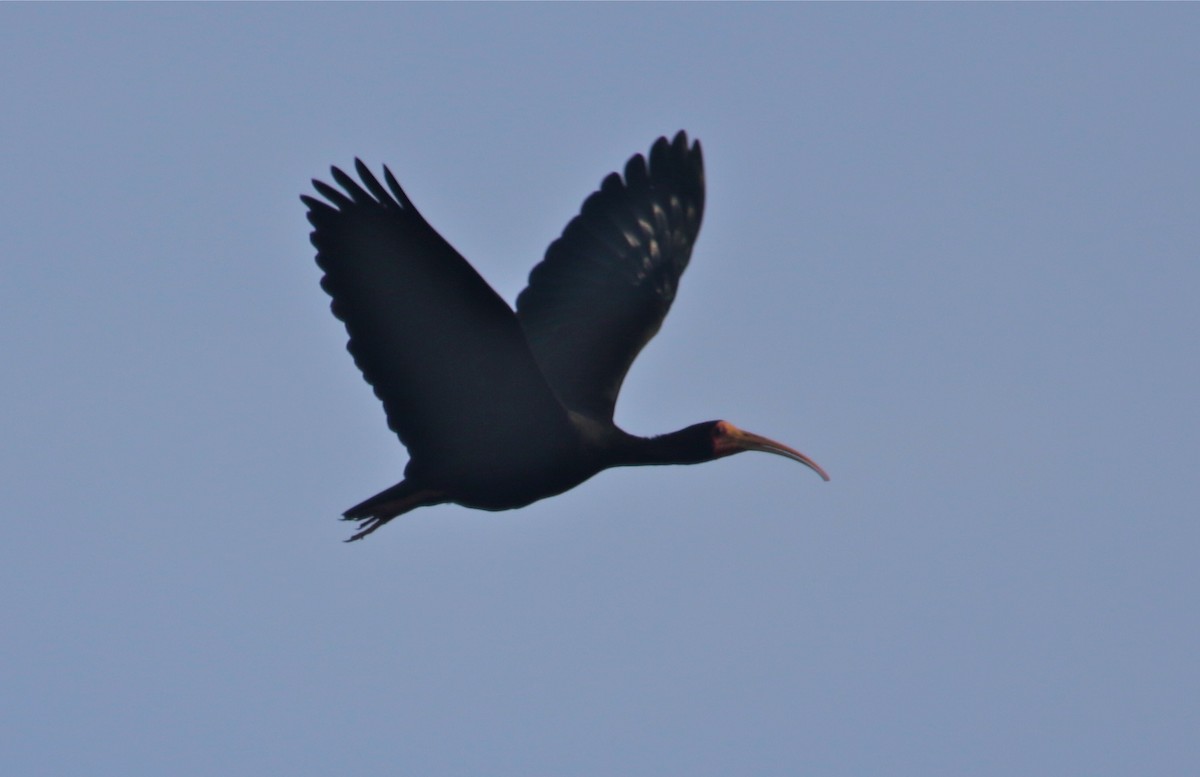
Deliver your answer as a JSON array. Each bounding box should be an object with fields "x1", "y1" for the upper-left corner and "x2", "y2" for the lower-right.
[{"x1": 3, "y1": 5, "x2": 1197, "y2": 775}]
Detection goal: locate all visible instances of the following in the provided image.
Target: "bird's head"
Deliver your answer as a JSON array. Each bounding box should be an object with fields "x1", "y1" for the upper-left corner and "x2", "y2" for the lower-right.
[{"x1": 705, "y1": 420, "x2": 830, "y2": 481}]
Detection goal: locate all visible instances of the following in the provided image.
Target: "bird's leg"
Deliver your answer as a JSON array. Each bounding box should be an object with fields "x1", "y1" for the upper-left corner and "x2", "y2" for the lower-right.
[
  {"x1": 341, "y1": 485, "x2": 445, "y2": 542},
  {"x1": 343, "y1": 516, "x2": 390, "y2": 543}
]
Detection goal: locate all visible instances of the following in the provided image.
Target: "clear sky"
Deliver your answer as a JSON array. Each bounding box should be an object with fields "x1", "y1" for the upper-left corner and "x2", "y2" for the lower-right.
[{"x1": 3, "y1": 5, "x2": 1197, "y2": 775}]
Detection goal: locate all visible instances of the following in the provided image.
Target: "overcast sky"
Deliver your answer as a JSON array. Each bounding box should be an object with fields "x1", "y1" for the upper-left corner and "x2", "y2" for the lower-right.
[{"x1": 3, "y1": 5, "x2": 1197, "y2": 775}]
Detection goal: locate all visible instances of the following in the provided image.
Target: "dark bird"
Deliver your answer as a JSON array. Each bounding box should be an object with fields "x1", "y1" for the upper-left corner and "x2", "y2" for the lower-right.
[{"x1": 303, "y1": 132, "x2": 828, "y2": 541}]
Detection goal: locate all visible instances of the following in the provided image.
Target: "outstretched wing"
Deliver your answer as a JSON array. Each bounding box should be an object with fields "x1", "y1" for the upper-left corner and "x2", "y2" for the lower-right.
[
  {"x1": 516, "y1": 132, "x2": 705, "y2": 421},
  {"x1": 302, "y1": 161, "x2": 570, "y2": 471}
]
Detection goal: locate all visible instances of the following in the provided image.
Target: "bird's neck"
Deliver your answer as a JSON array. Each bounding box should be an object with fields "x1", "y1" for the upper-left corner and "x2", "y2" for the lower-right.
[{"x1": 606, "y1": 424, "x2": 713, "y2": 467}]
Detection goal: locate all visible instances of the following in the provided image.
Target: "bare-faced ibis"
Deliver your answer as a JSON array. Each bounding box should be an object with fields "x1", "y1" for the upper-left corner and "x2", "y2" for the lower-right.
[{"x1": 303, "y1": 132, "x2": 829, "y2": 541}]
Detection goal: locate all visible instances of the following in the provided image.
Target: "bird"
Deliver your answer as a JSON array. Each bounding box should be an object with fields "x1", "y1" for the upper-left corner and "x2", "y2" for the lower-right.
[{"x1": 302, "y1": 131, "x2": 828, "y2": 541}]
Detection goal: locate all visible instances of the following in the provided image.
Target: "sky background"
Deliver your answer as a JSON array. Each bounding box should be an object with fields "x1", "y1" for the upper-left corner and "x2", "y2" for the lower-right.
[{"x1": 2, "y1": 5, "x2": 1197, "y2": 775}]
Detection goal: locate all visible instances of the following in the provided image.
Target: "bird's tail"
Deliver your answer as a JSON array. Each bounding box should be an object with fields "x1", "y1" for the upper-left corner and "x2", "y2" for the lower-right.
[{"x1": 341, "y1": 480, "x2": 444, "y2": 542}]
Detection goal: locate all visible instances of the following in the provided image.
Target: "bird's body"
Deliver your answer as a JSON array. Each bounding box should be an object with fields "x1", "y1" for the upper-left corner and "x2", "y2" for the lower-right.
[{"x1": 303, "y1": 132, "x2": 827, "y2": 541}]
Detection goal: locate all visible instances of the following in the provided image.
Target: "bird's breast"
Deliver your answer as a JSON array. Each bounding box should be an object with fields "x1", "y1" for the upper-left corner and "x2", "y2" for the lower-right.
[{"x1": 407, "y1": 424, "x2": 606, "y2": 512}]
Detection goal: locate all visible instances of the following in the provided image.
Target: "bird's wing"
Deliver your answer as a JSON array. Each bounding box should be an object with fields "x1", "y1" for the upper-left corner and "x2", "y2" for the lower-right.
[
  {"x1": 302, "y1": 161, "x2": 571, "y2": 470},
  {"x1": 516, "y1": 132, "x2": 705, "y2": 421}
]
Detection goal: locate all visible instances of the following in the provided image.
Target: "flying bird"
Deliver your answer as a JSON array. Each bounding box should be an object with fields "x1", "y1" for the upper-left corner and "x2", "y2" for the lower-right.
[{"x1": 303, "y1": 131, "x2": 828, "y2": 541}]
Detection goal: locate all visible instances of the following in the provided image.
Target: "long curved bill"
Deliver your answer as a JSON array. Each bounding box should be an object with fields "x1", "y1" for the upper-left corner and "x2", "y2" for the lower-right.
[{"x1": 716, "y1": 422, "x2": 831, "y2": 481}]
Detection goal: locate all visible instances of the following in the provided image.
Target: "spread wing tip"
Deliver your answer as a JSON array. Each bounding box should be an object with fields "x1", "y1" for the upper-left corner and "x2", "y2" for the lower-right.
[{"x1": 304, "y1": 161, "x2": 408, "y2": 212}]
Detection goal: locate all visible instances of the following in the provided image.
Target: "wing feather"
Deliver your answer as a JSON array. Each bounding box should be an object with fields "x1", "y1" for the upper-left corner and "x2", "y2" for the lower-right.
[
  {"x1": 304, "y1": 162, "x2": 571, "y2": 475},
  {"x1": 516, "y1": 132, "x2": 705, "y2": 421}
]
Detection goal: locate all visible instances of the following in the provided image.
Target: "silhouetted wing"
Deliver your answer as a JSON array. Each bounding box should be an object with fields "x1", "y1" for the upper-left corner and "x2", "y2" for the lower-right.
[
  {"x1": 516, "y1": 132, "x2": 705, "y2": 421},
  {"x1": 303, "y1": 161, "x2": 570, "y2": 471}
]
